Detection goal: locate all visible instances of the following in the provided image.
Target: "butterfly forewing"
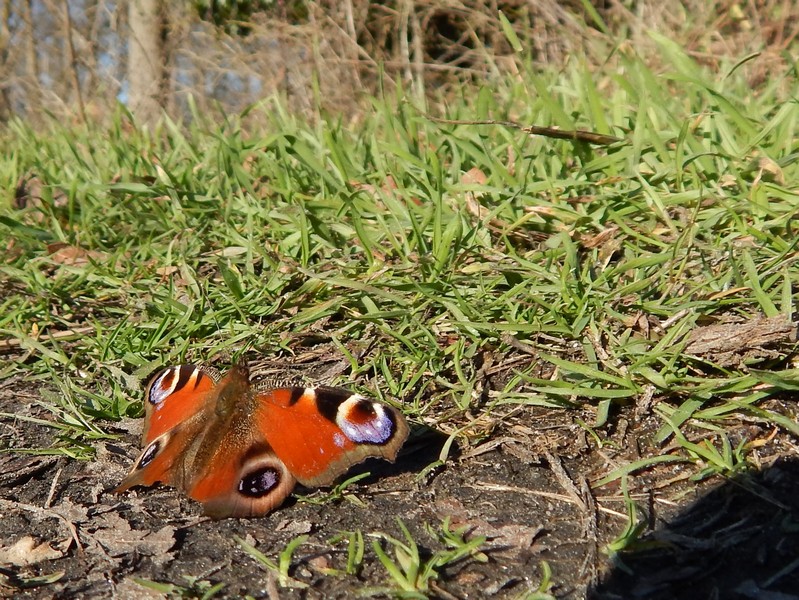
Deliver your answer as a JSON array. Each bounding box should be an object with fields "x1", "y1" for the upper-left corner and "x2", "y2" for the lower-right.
[
  {"x1": 116, "y1": 365, "x2": 218, "y2": 493},
  {"x1": 252, "y1": 385, "x2": 409, "y2": 487},
  {"x1": 115, "y1": 426, "x2": 192, "y2": 492},
  {"x1": 142, "y1": 365, "x2": 218, "y2": 442}
]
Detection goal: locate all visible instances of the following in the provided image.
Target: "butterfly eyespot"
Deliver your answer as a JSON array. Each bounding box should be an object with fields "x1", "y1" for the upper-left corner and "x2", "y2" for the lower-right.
[
  {"x1": 148, "y1": 365, "x2": 209, "y2": 407},
  {"x1": 148, "y1": 367, "x2": 180, "y2": 405},
  {"x1": 137, "y1": 440, "x2": 161, "y2": 469},
  {"x1": 336, "y1": 396, "x2": 395, "y2": 445},
  {"x1": 239, "y1": 467, "x2": 281, "y2": 498},
  {"x1": 353, "y1": 399, "x2": 376, "y2": 417}
]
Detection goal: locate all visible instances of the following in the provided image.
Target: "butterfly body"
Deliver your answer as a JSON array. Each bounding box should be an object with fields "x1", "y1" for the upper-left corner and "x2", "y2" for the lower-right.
[{"x1": 115, "y1": 364, "x2": 409, "y2": 518}]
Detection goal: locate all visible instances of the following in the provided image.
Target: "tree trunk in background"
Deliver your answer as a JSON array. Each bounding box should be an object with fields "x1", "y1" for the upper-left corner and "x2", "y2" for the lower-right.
[
  {"x1": 22, "y1": 0, "x2": 40, "y2": 115},
  {"x1": 128, "y1": 0, "x2": 168, "y2": 127},
  {"x1": 62, "y1": 0, "x2": 86, "y2": 124},
  {"x1": 0, "y1": 0, "x2": 12, "y2": 122}
]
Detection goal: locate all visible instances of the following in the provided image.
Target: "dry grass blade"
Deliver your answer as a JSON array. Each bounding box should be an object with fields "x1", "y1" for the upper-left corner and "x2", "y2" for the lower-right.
[{"x1": 424, "y1": 115, "x2": 624, "y2": 145}]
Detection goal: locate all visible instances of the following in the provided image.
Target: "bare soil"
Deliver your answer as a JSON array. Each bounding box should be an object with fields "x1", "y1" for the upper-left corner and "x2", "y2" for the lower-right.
[{"x1": 2, "y1": 362, "x2": 799, "y2": 599}]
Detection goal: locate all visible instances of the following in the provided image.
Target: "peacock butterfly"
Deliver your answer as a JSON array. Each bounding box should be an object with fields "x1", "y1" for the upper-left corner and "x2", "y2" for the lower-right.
[{"x1": 115, "y1": 363, "x2": 409, "y2": 518}]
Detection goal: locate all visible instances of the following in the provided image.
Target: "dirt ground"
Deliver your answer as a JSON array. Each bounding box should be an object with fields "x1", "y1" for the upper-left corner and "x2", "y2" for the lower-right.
[{"x1": 2, "y1": 356, "x2": 799, "y2": 599}]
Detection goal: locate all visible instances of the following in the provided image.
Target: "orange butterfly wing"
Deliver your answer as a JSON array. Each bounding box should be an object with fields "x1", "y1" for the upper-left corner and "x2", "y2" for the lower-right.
[
  {"x1": 141, "y1": 365, "x2": 217, "y2": 442},
  {"x1": 187, "y1": 441, "x2": 296, "y2": 519},
  {"x1": 115, "y1": 365, "x2": 216, "y2": 492},
  {"x1": 252, "y1": 386, "x2": 409, "y2": 488}
]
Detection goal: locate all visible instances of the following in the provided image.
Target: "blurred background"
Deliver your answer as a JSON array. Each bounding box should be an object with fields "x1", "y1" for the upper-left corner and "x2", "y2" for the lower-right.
[{"x1": 1, "y1": 0, "x2": 793, "y2": 128}]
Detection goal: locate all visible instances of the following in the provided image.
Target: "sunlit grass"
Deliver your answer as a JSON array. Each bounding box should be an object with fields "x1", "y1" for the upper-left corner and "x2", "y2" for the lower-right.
[{"x1": 3, "y1": 39, "x2": 798, "y2": 453}]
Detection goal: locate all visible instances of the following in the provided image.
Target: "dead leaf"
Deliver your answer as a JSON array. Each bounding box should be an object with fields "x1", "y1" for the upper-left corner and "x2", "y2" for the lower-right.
[
  {"x1": 155, "y1": 265, "x2": 179, "y2": 276},
  {"x1": 685, "y1": 314, "x2": 796, "y2": 355},
  {"x1": 435, "y1": 497, "x2": 543, "y2": 553},
  {"x1": 46, "y1": 243, "x2": 108, "y2": 267},
  {"x1": 580, "y1": 226, "x2": 619, "y2": 250},
  {"x1": 522, "y1": 204, "x2": 556, "y2": 216},
  {"x1": 464, "y1": 190, "x2": 490, "y2": 221},
  {"x1": 752, "y1": 156, "x2": 785, "y2": 186},
  {"x1": 685, "y1": 314, "x2": 796, "y2": 368},
  {"x1": 275, "y1": 519, "x2": 313, "y2": 536},
  {"x1": 461, "y1": 167, "x2": 487, "y2": 185},
  {"x1": 0, "y1": 536, "x2": 63, "y2": 566},
  {"x1": 89, "y1": 513, "x2": 175, "y2": 565},
  {"x1": 621, "y1": 312, "x2": 653, "y2": 339}
]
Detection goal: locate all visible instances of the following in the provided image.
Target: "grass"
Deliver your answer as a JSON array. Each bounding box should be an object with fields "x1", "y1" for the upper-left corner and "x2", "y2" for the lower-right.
[
  {"x1": 367, "y1": 519, "x2": 488, "y2": 597},
  {"x1": 2, "y1": 30, "x2": 799, "y2": 595},
  {"x1": 236, "y1": 533, "x2": 311, "y2": 590},
  {"x1": 233, "y1": 519, "x2": 487, "y2": 598}
]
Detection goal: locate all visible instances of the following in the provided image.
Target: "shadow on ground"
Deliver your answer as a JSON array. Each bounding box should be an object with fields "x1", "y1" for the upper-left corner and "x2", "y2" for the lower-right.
[{"x1": 591, "y1": 458, "x2": 799, "y2": 600}]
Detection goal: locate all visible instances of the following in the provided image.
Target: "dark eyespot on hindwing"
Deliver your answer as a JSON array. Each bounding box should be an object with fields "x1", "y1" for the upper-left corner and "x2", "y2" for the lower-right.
[{"x1": 238, "y1": 467, "x2": 281, "y2": 498}]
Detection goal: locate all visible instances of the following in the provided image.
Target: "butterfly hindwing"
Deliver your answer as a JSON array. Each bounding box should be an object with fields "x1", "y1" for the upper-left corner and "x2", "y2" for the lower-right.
[{"x1": 190, "y1": 443, "x2": 296, "y2": 519}]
